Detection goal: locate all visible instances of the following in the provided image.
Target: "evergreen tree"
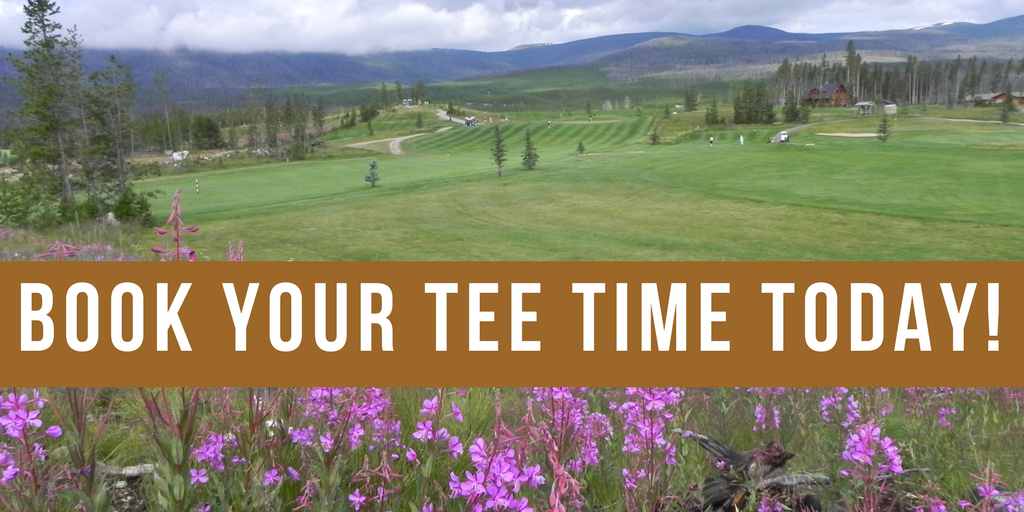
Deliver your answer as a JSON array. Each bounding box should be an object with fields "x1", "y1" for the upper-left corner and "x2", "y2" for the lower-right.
[
  {"x1": 191, "y1": 115, "x2": 223, "y2": 149},
  {"x1": 245, "y1": 83, "x2": 263, "y2": 150},
  {"x1": 878, "y1": 112, "x2": 891, "y2": 141},
  {"x1": 577, "y1": 142, "x2": 586, "y2": 156},
  {"x1": 415, "y1": 112, "x2": 424, "y2": 128},
  {"x1": 155, "y1": 68, "x2": 174, "y2": 152},
  {"x1": 799, "y1": 102, "x2": 811, "y2": 123},
  {"x1": 684, "y1": 88, "x2": 700, "y2": 112},
  {"x1": 412, "y1": 76, "x2": 427, "y2": 105},
  {"x1": 521, "y1": 129, "x2": 539, "y2": 169},
  {"x1": 705, "y1": 96, "x2": 721, "y2": 125},
  {"x1": 1000, "y1": 92, "x2": 1015, "y2": 124},
  {"x1": 491, "y1": 127, "x2": 507, "y2": 176},
  {"x1": 783, "y1": 93, "x2": 801, "y2": 123},
  {"x1": 380, "y1": 82, "x2": 390, "y2": 112},
  {"x1": 311, "y1": 97, "x2": 326, "y2": 138},
  {"x1": 365, "y1": 160, "x2": 380, "y2": 187},
  {"x1": 264, "y1": 98, "x2": 279, "y2": 149},
  {"x1": 292, "y1": 94, "x2": 309, "y2": 148},
  {"x1": 4, "y1": 0, "x2": 85, "y2": 210},
  {"x1": 5, "y1": 0, "x2": 154, "y2": 225},
  {"x1": 650, "y1": 129, "x2": 661, "y2": 145}
]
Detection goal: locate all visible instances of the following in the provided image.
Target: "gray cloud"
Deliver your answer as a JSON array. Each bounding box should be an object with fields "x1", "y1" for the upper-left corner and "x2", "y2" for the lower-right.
[{"x1": 0, "y1": 0, "x2": 1018, "y2": 53}]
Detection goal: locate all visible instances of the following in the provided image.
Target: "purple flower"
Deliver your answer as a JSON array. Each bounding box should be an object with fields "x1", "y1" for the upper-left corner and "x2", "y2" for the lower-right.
[
  {"x1": 413, "y1": 421, "x2": 433, "y2": 441},
  {"x1": 190, "y1": 468, "x2": 208, "y2": 485},
  {"x1": 423, "y1": 503, "x2": 434, "y2": 512},
  {"x1": 407, "y1": 448, "x2": 419, "y2": 462},
  {"x1": 622, "y1": 469, "x2": 637, "y2": 490},
  {"x1": 460, "y1": 471, "x2": 486, "y2": 496},
  {"x1": 523, "y1": 465, "x2": 545, "y2": 488},
  {"x1": 451, "y1": 402, "x2": 464, "y2": 422},
  {"x1": 264, "y1": 469, "x2": 281, "y2": 486},
  {"x1": 321, "y1": 432, "x2": 335, "y2": 452},
  {"x1": 1, "y1": 393, "x2": 27, "y2": 412},
  {"x1": 421, "y1": 397, "x2": 439, "y2": 416},
  {"x1": 978, "y1": 486, "x2": 1000, "y2": 499},
  {"x1": 46, "y1": 425, "x2": 62, "y2": 438},
  {"x1": 469, "y1": 438, "x2": 487, "y2": 464},
  {"x1": 32, "y1": 443, "x2": 46, "y2": 461},
  {"x1": 2, "y1": 464, "x2": 19, "y2": 484},
  {"x1": 288, "y1": 467, "x2": 300, "y2": 481},
  {"x1": 196, "y1": 504, "x2": 211, "y2": 512},
  {"x1": 290, "y1": 426, "x2": 315, "y2": 446},
  {"x1": 449, "y1": 436, "x2": 464, "y2": 459},
  {"x1": 754, "y1": 404, "x2": 767, "y2": 431},
  {"x1": 349, "y1": 423, "x2": 365, "y2": 449},
  {"x1": 349, "y1": 489, "x2": 367, "y2": 510},
  {"x1": 510, "y1": 497, "x2": 533, "y2": 512}
]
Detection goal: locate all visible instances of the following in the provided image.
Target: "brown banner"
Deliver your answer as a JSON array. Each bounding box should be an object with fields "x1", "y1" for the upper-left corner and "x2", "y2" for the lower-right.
[{"x1": 1, "y1": 262, "x2": 1018, "y2": 387}]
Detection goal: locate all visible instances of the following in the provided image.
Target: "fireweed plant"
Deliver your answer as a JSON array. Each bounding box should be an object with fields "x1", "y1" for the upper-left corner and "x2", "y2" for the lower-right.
[
  {"x1": 836, "y1": 421, "x2": 905, "y2": 512},
  {"x1": 0, "y1": 390, "x2": 65, "y2": 512},
  {"x1": 610, "y1": 388, "x2": 686, "y2": 512},
  {"x1": 152, "y1": 188, "x2": 198, "y2": 261},
  {"x1": 7, "y1": 388, "x2": 1024, "y2": 512}
]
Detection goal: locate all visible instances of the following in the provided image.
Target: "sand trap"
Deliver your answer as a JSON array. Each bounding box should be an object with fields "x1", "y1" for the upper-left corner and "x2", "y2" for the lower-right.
[{"x1": 815, "y1": 133, "x2": 878, "y2": 138}]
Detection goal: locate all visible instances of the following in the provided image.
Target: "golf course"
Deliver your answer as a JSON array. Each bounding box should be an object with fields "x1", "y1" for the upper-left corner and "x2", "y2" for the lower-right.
[{"x1": 132, "y1": 107, "x2": 1024, "y2": 261}]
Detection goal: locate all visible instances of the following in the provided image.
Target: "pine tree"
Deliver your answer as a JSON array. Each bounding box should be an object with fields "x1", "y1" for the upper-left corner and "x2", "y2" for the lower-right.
[
  {"x1": 311, "y1": 97, "x2": 326, "y2": 138},
  {"x1": 877, "y1": 112, "x2": 891, "y2": 141},
  {"x1": 491, "y1": 127, "x2": 507, "y2": 176},
  {"x1": 705, "y1": 97, "x2": 721, "y2": 126},
  {"x1": 684, "y1": 88, "x2": 700, "y2": 112},
  {"x1": 799, "y1": 102, "x2": 811, "y2": 123},
  {"x1": 264, "y1": 98, "x2": 279, "y2": 149},
  {"x1": 650, "y1": 129, "x2": 660, "y2": 145},
  {"x1": 415, "y1": 112, "x2": 424, "y2": 128},
  {"x1": 783, "y1": 93, "x2": 800, "y2": 122},
  {"x1": 412, "y1": 76, "x2": 427, "y2": 105},
  {"x1": 521, "y1": 129, "x2": 539, "y2": 169},
  {"x1": 577, "y1": 142, "x2": 586, "y2": 156},
  {"x1": 365, "y1": 160, "x2": 380, "y2": 187},
  {"x1": 1000, "y1": 92, "x2": 1015, "y2": 124},
  {"x1": 5, "y1": 0, "x2": 85, "y2": 209}
]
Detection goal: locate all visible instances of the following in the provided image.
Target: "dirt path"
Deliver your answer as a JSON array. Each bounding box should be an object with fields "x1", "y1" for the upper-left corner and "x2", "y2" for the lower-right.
[
  {"x1": 346, "y1": 126, "x2": 452, "y2": 156},
  {"x1": 435, "y1": 109, "x2": 465, "y2": 125}
]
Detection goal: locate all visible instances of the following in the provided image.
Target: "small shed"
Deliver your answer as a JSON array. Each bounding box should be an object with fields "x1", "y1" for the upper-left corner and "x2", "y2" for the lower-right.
[
  {"x1": 855, "y1": 101, "x2": 875, "y2": 115},
  {"x1": 884, "y1": 103, "x2": 897, "y2": 115}
]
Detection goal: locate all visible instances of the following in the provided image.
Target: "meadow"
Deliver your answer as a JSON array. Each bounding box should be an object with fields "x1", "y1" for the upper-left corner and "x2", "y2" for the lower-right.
[
  {"x1": 4, "y1": 387, "x2": 1024, "y2": 512},
  {"x1": 114, "y1": 105, "x2": 1024, "y2": 262}
]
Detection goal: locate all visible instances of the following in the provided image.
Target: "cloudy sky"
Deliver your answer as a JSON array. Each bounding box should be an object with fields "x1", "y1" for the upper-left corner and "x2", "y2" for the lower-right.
[{"x1": 0, "y1": 0, "x2": 1020, "y2": 54}]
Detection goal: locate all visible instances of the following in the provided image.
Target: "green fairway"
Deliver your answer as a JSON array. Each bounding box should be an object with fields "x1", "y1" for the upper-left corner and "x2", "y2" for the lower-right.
[{"x1": 136, "y1": 111, "x2": 1024, "y2": 261}]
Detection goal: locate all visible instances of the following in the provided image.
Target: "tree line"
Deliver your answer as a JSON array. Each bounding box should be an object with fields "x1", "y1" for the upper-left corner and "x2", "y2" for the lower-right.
[
  {"x1": 775, "y1": 41, "x2": 1024, "y2": 106},
  {"x1": 2, "y1": 0, "x2": 155, "y2": 227}
]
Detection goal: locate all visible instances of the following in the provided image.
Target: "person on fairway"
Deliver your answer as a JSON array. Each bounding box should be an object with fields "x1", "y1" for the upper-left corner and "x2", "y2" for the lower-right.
[{"x1": 709, "y1": 136, "x2": 714, "y2": 146}]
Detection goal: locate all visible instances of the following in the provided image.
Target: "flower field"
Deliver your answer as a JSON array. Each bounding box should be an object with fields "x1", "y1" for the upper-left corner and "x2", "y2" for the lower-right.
[{"x1": 3, "y1": 388, "x2": 1024, "y2": 512}]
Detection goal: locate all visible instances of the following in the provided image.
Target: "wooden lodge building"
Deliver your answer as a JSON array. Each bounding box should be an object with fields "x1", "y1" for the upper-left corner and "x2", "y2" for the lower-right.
[{"x1": 801, "y1": 83, "x2": 848, "y2": 107}]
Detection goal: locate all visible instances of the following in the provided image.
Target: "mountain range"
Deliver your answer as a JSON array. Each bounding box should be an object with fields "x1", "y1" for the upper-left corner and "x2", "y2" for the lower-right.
[{"x1": 1, "y1": 14, "x2": 1022, "y2": 93}]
